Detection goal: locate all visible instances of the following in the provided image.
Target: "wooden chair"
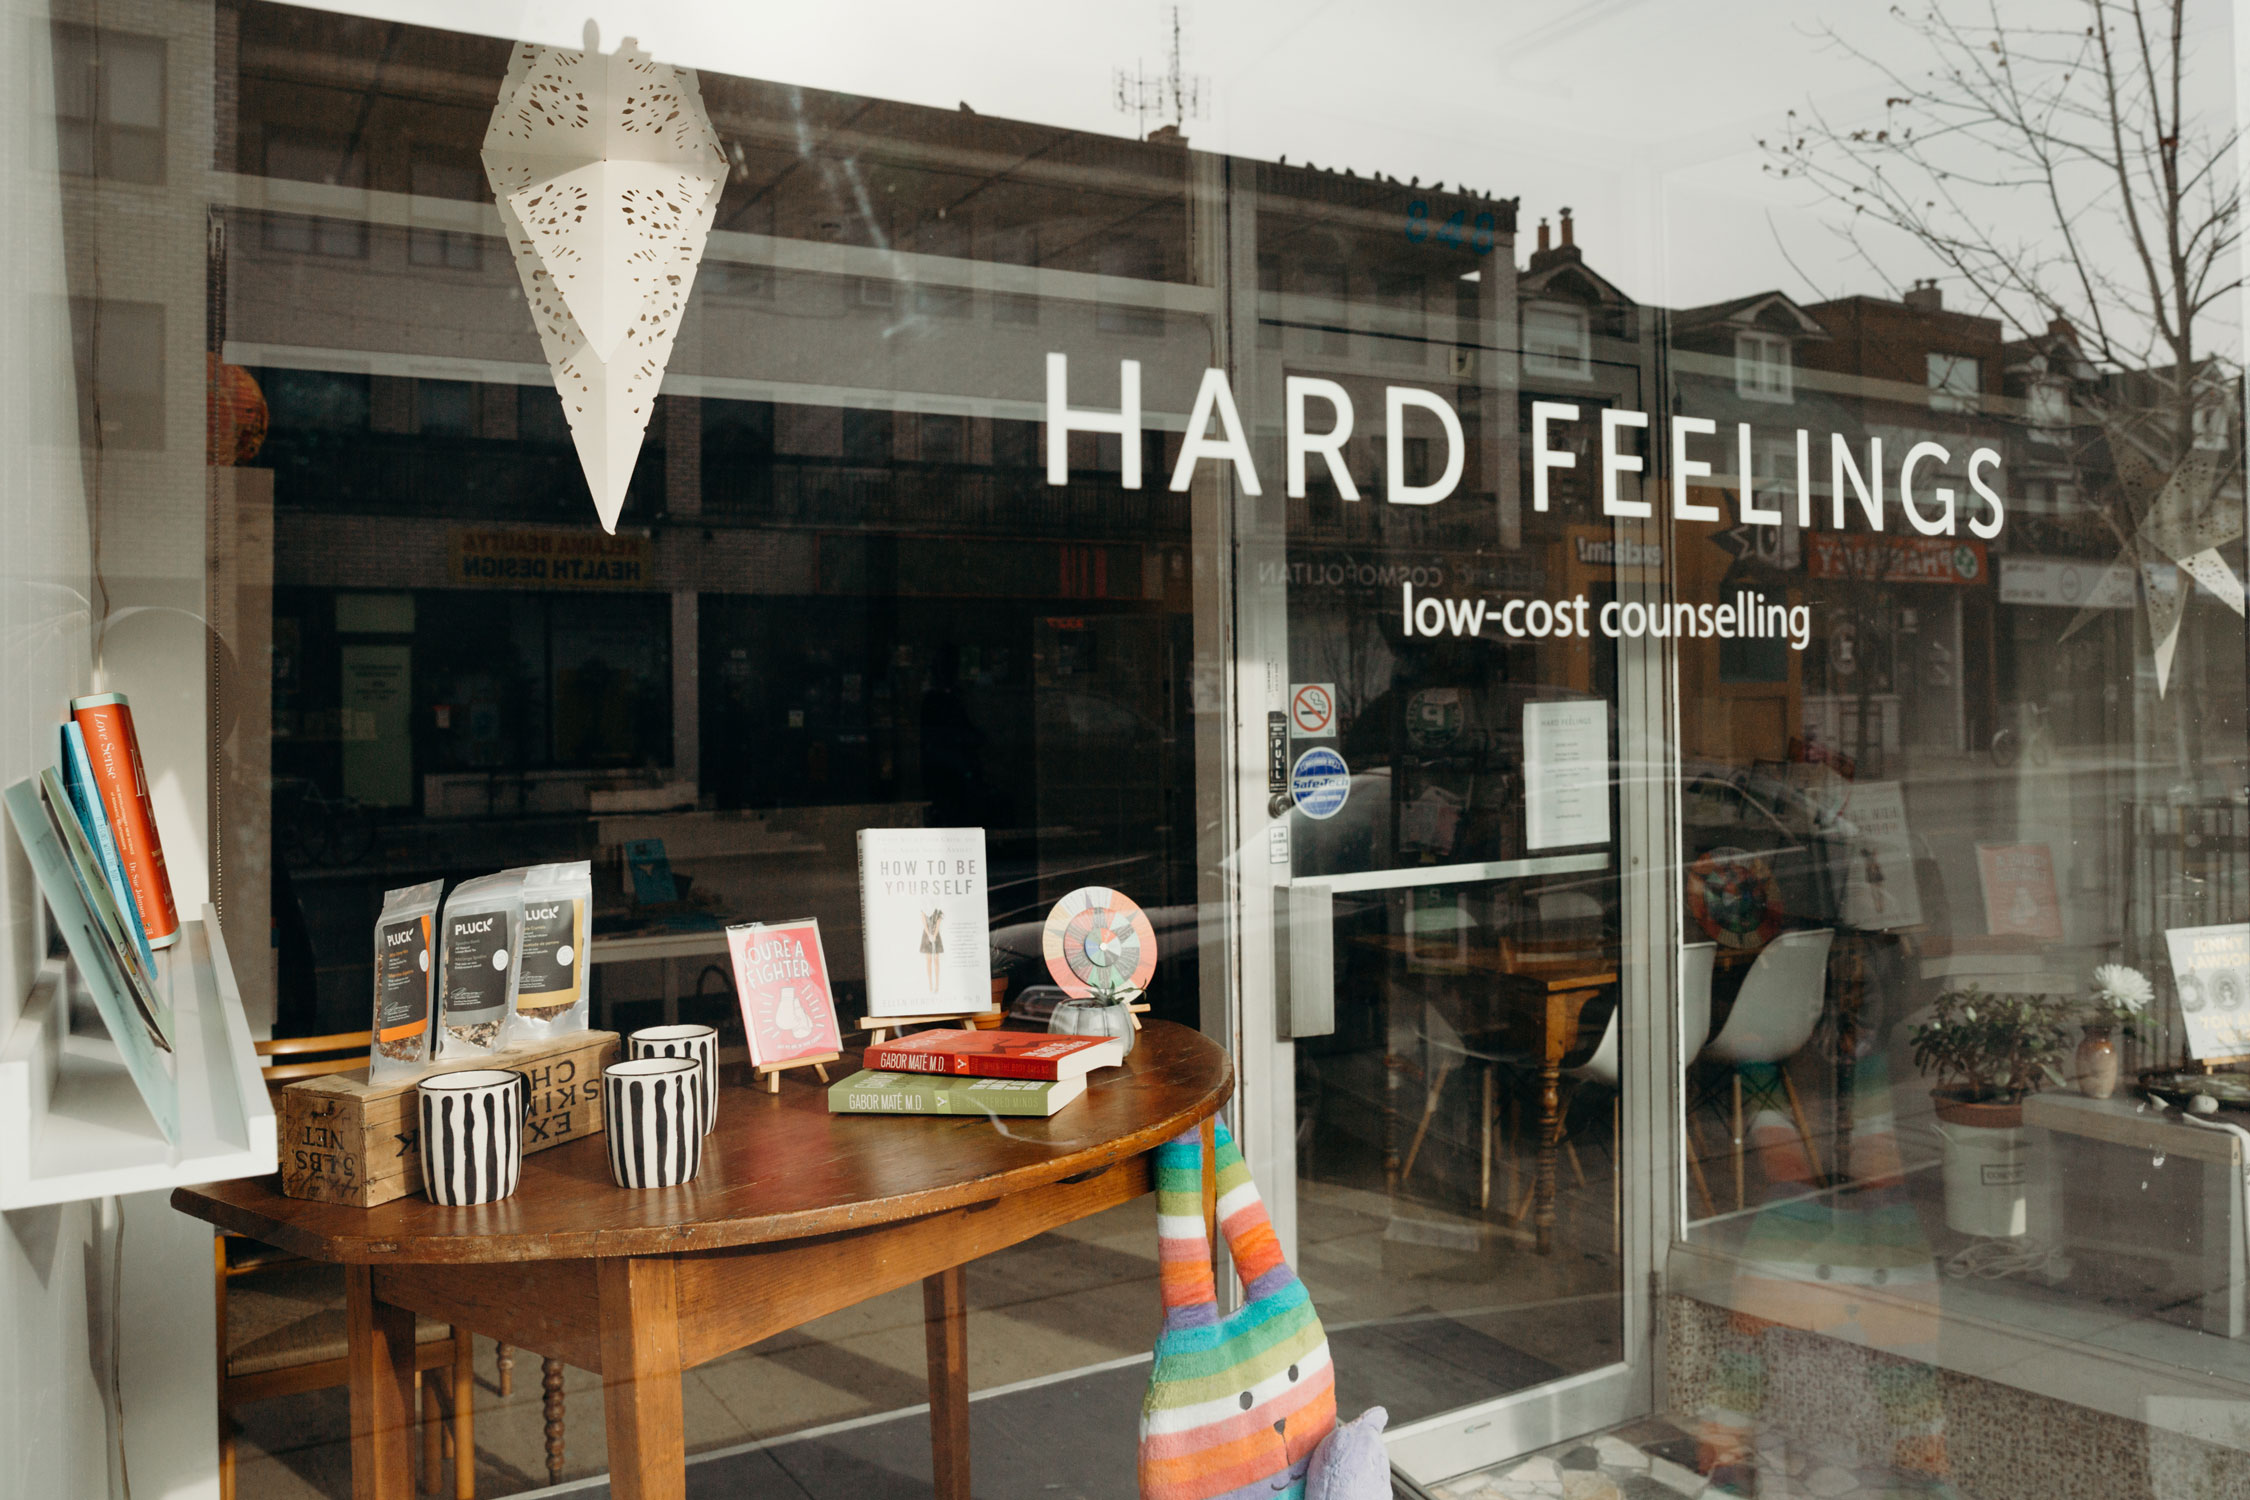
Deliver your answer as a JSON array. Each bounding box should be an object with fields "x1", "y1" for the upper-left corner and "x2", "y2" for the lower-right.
[
  {"x1": 216, "y1": 1031, "x2": 477, "y2": 1500},
  {"x1": 494, "y1": 1344, "x2": 574, "y2": 1486}
]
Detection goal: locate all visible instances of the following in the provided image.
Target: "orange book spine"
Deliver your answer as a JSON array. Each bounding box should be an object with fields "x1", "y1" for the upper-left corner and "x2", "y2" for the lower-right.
[{"x1": 69, "y1": 693, "x2": 180, "y2": 949}]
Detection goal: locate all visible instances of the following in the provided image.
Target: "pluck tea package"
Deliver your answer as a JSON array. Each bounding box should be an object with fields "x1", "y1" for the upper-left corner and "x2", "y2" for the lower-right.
[
  {"x1": 437, "y1": 872, "x2": 523, "y2": 1056},
  {"x1": 369, "y1": 880, "x2": 442, "y2": 1080},
  {"x1": 510, "y1": 860, "x2": 593, "y2": 1042}
]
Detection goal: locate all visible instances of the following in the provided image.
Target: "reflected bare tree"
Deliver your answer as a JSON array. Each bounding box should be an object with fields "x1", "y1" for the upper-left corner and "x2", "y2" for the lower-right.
[
  {"x1": 1769, "y1": 0, "x2": 2245, "y2": 778},
  {"x1": 1769, "y1": 1, "x2": 2249, "y2": 1065},
  {"x1": 1768, "y1": 0, "x2": 2240, "y2": 463}
]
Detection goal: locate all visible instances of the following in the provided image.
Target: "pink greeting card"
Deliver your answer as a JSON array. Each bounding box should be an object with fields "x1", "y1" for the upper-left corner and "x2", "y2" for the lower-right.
[
  {"x1": 728, "y1": 918, "x2": 843, "y2": 1068},
  {"x1": 1977, "y1": 843, "x2": 2064, "y2": 941}
]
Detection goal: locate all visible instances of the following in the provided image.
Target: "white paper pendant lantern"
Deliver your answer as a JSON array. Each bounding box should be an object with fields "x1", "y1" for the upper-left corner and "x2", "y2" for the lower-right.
[
  {"x1": 2062, "y1": 434, "x2": 2245, "y2": 697},
  {"x1": 482, "y1": 35, "x2": 727, "y2": 533}
]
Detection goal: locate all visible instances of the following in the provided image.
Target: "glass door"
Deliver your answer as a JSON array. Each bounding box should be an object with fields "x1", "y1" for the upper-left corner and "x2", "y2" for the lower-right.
[{"x1": 1204, "y1": 163, "x2": 1682, "y2": 1482}]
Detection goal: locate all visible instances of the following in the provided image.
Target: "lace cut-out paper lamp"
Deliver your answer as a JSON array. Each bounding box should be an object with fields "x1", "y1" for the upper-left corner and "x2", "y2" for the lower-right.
[
  {"x1": 482, "y1": 33, "x2": 726, "y2": 533},
  {"x1": 2061, "y1": 435, "x2": 2245, "y2": 696}
]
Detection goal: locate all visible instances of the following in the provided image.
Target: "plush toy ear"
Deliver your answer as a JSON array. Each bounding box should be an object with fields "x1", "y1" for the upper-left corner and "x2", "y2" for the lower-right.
[{"x1": 1304, "y1": 1405, "x2": 1390, "y2": 1500}]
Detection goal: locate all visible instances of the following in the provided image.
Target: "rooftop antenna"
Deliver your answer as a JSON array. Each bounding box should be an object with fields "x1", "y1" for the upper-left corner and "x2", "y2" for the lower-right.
[{"x1": 1113, "y1": 6, "x2": 1207, "y2": 139}]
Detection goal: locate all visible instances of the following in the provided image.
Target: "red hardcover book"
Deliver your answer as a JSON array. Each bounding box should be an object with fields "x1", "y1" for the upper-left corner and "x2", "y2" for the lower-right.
[
  {"x1": 69, "y1": 693, "x2": 180, "y2": 949},
  {"x1": 862, "y1": 1027, "x2": 1124, "y2": 1081}
]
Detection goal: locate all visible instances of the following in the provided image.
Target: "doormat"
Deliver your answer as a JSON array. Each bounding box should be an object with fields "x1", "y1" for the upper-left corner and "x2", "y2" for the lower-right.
[
  {"x1": 545, "y1": 1317, "x2": 1561, "y2": 1500},
  {"x1": 1331, "y1": 1316, "x2": 1563, "y2": 1430}
]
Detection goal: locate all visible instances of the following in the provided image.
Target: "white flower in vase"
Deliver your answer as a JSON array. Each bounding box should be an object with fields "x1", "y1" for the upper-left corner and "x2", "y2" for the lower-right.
[{"x1": 2089, "y1": 964, "x2": 2153, "y2": 1029}]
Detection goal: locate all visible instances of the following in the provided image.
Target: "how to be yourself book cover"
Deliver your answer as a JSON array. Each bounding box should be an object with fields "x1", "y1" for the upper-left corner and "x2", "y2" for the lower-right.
[{"x1": 857, "y1": 827, "x2": 992, "y2": 1018}]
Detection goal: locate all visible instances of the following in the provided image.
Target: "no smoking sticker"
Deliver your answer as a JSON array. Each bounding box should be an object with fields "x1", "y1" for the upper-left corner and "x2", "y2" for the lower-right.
[{"x1": 1289, "y1": 682, "x2": 1336, "y2": 737}]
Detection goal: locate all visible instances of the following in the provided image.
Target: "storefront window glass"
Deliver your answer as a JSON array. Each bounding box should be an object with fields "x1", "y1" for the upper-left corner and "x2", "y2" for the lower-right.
[{"x1": 3, "y1": 2, "x2": 2247, "y2": 1496}]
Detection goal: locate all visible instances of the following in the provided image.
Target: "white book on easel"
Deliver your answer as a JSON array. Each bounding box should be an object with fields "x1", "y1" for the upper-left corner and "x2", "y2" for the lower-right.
[{"x1": 857, "y1": 828, "x2": 993, "y2": 1019}]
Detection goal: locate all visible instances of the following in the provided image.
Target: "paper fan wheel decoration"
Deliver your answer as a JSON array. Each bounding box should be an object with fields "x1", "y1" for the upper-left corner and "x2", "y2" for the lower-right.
[
  {"x1": 1043, "y1": 887, "x2": 1158, "y2": 1000},
  {"x1": 1686, "y1": 847, "x2": 1784, "y2": 951}
]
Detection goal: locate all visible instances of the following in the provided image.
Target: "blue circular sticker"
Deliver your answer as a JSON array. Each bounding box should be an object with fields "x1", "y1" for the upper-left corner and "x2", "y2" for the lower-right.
[{"x1": 1290, "y1": 747, "x2": 1351, "y2": 821}]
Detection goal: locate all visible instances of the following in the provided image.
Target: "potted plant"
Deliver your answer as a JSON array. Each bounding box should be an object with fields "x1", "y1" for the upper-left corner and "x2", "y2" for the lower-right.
[
  {"x1": 1910, "y1": 985, "x2": 2075, "y2": 1237},
  {"x1": 1910, "y1": 985, "x2": 2074, "y2": 1125},
  {"x1": 1047, "y1": 982, "x2": 1139, "y2": 1057},
  {"x1": 2075, "y1": 964, "x2": 2152, "y2": 1100}
]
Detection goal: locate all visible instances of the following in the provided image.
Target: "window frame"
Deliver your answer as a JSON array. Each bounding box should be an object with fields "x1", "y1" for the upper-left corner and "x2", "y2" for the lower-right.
[
  {"x1": 1523, "y1": 300, "x2": 1592, "y2": 381},
  {"x1": 1927, "y1": 350, "x2": 1982, "y2": 412},
  {"x1": 1733, "y1": 330, "x2": 1794, "y2": 403},
  {"x1": 51, "y1": 24, "x2": 167, "y2": 186},
  {"x1": 2026, "y1": 379, "x2": 2071, "y2": 440}
]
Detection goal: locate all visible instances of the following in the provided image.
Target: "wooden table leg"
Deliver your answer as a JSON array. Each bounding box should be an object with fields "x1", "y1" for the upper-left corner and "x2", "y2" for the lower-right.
[
  {"x1": 596, "y1": 1257, "x2": 686, "y2": 1500},
  {"x1": 1732, "y1": 1072, "x2": 1747, "y2": 1211},
  {"x1": 923, "y1": 1265, "x2": 971, "y2": 1500},
  {"x1": 1533, "y1": 986, "x2": 1604, "y2": 1256},
  {"x1": 346, "y1": 1264, "x2": 417, "y2": 1500},
  {"x1": 1381, "y1": 982, "x2": 1400, "y2": 1194},
  {"x1": 451, "y1": 1330, "x2": 475, "y2": 1500},
  {"x1": 421, "y1": 1373, "x2": 442, "y2": 1491},
  {"x1": 1479, "y1": 1065, "x2": 1495, "y2": 1212},
  {"x1": 1535, "y1": 1057, "x2": 1561, "y2": 1256},
  {"x1": 1200, "y1": 1117, "x2": 1219, "y2": 1289},
  {"x1": 1505, "y1": 1096, "x2": 1520, "y2": 1218}
]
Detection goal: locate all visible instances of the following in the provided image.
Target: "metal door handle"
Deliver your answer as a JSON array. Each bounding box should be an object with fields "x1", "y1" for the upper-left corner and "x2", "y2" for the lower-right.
[{"x1": 1275, "y1": 882, "x2": 1335, "y2": 1040}]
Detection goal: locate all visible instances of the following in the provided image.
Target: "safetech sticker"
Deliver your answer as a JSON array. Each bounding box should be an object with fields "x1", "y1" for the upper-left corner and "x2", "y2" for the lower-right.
[{"x1": 1290, "y1": 746, "x2": 1350, "y2": 820}]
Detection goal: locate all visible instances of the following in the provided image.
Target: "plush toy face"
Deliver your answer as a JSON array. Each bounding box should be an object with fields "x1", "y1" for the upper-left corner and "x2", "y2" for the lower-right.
[
  {"x1": 1142, "y1": 1332, "x2": 1335, "y2": 1498},
  {"x1": 1140, "y1": 1123, "x2": 1339, "y2": 1500}
]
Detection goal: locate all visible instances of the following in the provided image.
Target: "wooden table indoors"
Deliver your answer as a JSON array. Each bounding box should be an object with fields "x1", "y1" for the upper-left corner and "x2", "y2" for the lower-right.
[
  {"x1": 174, "y1": 1020, "x2": 1232, "y2": 1500},
  {"x1": 1360, "y1": 936, "x2": 1617, "y2": 1255}
]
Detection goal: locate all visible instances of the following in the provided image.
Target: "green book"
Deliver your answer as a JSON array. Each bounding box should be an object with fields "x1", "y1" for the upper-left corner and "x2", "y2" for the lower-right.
[{"x1": 827, "y1": 1068, "x2": 1087, "y2": 1117}]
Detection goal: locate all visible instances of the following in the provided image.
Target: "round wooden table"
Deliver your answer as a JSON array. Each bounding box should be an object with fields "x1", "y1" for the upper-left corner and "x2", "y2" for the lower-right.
[{"x1": 175, "y1": 1020, "x2": 1232, "y2": 1500}]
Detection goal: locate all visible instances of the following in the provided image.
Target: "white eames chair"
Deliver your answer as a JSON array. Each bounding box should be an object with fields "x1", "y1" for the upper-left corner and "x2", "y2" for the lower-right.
[
  {"x1": 1561, "y1": 942, "x2": 1722, "y2": 1229},
  {"x1": 1696, "y1": 927, "x2": 1835, "y2": 1210},
  {"x1": 1568, "y1": 940, "x2": 1717, "y2": 1091}
]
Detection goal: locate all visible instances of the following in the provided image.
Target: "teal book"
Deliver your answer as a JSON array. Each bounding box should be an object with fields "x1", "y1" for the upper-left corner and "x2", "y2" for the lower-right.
[
  {"x1": 827, "y1": 1068, "x2": 1086, "y2": 1117},
  {"x1": 624, "y1": 837, "x2": 678, "y2": 903},
  {"x1": 4, "y1": 777, "x2": 179, "y2": 1141},
  {"x1": 39, "y1": 768, "x2": 172, "y2": 1050},
  {"x1": 60, "y1": 721, "x2": 156, "y2": 980}
]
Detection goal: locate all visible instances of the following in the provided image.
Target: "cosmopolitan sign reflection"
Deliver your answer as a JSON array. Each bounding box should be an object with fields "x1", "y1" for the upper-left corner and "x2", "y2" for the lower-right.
[{"x1": 1042, "y1": 354, "x2": 2010, "y2": 654}]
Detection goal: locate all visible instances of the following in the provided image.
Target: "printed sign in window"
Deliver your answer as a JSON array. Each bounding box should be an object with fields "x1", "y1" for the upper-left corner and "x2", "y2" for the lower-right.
[{"x1": 1524, "y1": 700, "x2": 1608, "y2": 850}]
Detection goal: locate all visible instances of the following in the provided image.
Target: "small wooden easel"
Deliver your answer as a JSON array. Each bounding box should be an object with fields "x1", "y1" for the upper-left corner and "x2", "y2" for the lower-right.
[{"x1": 753, "y1": 1052, "x2": 839, "y2": 1093}]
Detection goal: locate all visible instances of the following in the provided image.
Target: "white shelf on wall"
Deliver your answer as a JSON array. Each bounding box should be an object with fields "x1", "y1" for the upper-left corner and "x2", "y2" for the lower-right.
[{"x1": 0, "y1": 905, "x2": 275, "y2": 1209}]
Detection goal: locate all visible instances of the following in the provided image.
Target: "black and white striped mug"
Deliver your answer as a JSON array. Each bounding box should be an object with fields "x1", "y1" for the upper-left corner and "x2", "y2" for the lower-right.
[
  {"x1": 603, "y1": 1056, "x2": 705, "y2": 1189},
  {"x1": 628, "y1": 1023, "x2": 719, "y2": 1135},
  {"x1": 418, "y1": 1069, "x2": 530, "y2": 1206}
]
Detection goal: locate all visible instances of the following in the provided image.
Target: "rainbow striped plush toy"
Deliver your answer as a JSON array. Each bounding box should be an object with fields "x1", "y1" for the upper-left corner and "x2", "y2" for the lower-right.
[{"x1": 1140, "y1": 1120, "x2": 1337, "y2": 1500}]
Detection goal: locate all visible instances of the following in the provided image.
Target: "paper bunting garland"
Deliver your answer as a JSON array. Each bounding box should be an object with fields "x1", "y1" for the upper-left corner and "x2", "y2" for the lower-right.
[{"x1": 482, "y1": 36, "x2": 727, "y2": 533}]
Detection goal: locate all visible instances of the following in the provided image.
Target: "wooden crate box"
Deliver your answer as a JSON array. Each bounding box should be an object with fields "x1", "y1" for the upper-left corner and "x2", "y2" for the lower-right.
[{"x1": 278, "y1": 1030, "x2": 618, "y2": 1207}]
